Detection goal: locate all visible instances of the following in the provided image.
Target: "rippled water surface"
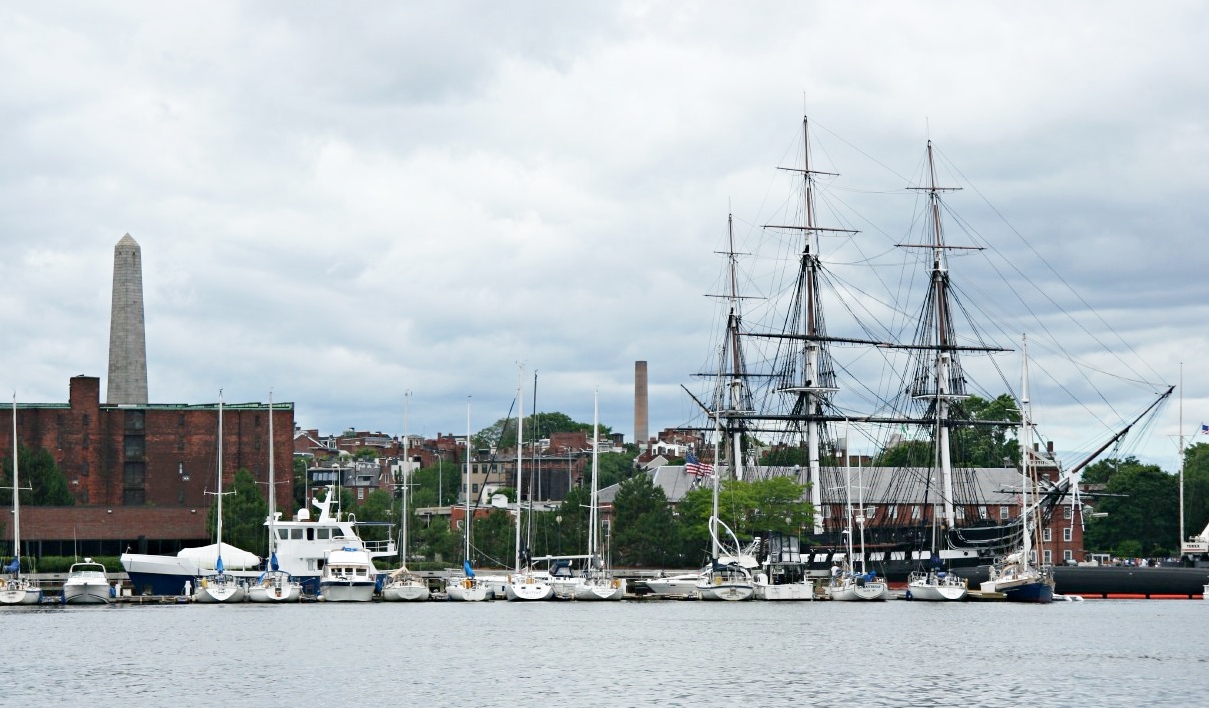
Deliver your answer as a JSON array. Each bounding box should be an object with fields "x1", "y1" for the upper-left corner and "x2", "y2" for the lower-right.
[{"x1": 2, "y1": 599, "x2": 1204, "y2": 706}]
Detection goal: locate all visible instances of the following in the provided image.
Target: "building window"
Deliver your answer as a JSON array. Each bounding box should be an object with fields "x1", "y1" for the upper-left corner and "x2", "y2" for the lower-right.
[
  {"x1": 1043, "y1": 549, "x2": 1052, "y2": 565},
  {"x1": 978, "y1": 506, "x2": 988, "y2": 520},
  {"x1": 1000, "y1": 505, "x2": 1010, "y2": 519},
  {"x1": 911, "y1": 506, "x2": 921, "y2": 520},
  {"x1": 1063, "y1": 549, "x2": 1074, "y2": 561},
  {"x1": 179, "y1": 413, "x2": 186, "y2": 426},
  {"x1": 1064, "y1": 506, "x2": 1073, "y2": 519},
  {"x1": 955, "y1": 507, "x2": 965, "y2": 520},
  {"x1": 177, "y1": 437, "x2": 185, "y2": 451},
  {"x1": 1063, "y1": 527, "x2": 1072, "y2": 542},
  {"x1": 124, "y1": 462, "x2": 146, "y2": 486},
  {"x1": 123, "y1": 489, "x2": 145, "y2": 505},
  {"x1": 1043, "y1": 528, "x2": 1052, "y2": 542},
  {"x1": 887, "y1": 505, "x2": 897, "y2": 519}
]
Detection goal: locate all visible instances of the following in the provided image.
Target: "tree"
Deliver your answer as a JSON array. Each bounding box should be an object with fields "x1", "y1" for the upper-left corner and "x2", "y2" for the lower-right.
[
  {"x1": 293, "y1": 458, "x2": 310, "y2": 511},
  {"x1": 676, "y1": 477, "x2": 811, "y2": 562},
  {"x1": 595, "y1": 450, "x2": 638, "y2": 489},
  {"x1": 612, "y1": 474, "x2": 679, "y2": 566},
  {"x1": 207, "y1": 468, "x2": 268, "y2": 557},
  {"x1": 949, "y1": 394, "x2": 1021, "y2": 467},
  {"x1": 1182, "y1": 443, "x2": 1209, "y2": 540},
  {"x1": 353, "y1": 489, "x2": 394, "y2": 545},
  {"x1": 470, "y1": 508, "x2": 516, "y2": 568},
  {"x1": 1083, "y1": 457, "x2": 1177, "y2": 557},
  {"x1": 0, "y1": 444, "x2": 75, "y2": 506}
]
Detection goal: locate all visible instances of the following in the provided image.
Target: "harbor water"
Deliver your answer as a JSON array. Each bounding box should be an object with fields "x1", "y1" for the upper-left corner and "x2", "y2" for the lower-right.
[{"x1": 1, "y1": 599, "x2": 1202, "y2": 706}]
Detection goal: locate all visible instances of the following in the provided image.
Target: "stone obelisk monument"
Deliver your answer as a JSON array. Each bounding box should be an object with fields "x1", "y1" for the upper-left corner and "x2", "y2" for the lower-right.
[{"x1": 107, "y1": 233, "x2": 148, "y2": 404}]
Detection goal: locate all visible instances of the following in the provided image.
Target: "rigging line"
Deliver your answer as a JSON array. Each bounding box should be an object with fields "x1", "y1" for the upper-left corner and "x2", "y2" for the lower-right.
[
  {"x1": 1026, "y1": 339, "x2": 1162, "y2": 389},
  {"x1": 933, "y1": 146, "x2": 1166, "y2": 386},
  {"x1": 811, "y1": 119, "x2": 914, "y2": 184}
]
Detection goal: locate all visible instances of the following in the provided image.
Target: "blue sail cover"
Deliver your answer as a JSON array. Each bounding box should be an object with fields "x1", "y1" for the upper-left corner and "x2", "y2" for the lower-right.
[
  {"x1": 4, "y1": 557, "x2": 18, "y2": 573},
  {"x1": 270, "y1": 551, "x2": 279, "y2": 572},
  {"x1": 463, "y1": 560, "x2": 476, "y2": 578},
  {"x1": 216, "y1": 556, "x2": 225, "y2": 573}
]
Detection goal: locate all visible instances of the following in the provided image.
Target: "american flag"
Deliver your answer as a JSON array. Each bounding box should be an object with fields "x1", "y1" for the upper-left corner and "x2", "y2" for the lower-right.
[
  {"x1": 685, "y1": 451, "x2": 713, "y2": 477},
  {"x1": 1201, "y1": 423, "x2": 1209, "y2": 435}
]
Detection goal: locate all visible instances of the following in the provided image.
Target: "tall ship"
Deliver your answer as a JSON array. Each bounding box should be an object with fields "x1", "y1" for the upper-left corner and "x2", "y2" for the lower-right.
[{"x1": 686, "y1": 116, "x2": 1172, "y2": 582}]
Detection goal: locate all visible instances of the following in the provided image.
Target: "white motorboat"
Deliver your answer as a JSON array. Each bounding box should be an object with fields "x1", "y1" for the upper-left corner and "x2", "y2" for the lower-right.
[
  {"x1": 61, "y1": 559, "x2": 113, "y2": 604},
  {"x1": 754, "y1": 533, "x2": 814, "y2": 601},
  {"x1": 318, "y1": 548, "x2": 377, "y2": 602},
  {"x1": 1, "y1": 395, "x2": 43, "y2": 606},
  {"x1": 644, "y1": 572, "x2": 703, "y2": 597},
  {"x1": 247, "y1": 393, "x2": 302, "y2": 603}
]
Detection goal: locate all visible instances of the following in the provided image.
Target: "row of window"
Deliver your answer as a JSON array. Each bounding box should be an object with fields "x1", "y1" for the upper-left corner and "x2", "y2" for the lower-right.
[
  {"x1": 1043, "y1": 527, "x2": 1075, "y2": 542},
  {"x1": 276, "y1": 527, "x2": 348, "y2": 541}
]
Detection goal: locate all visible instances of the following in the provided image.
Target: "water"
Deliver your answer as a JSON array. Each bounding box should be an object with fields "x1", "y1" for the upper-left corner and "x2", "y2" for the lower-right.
[{"x1": 2, "y1": 599, "x2": 1204, "y2": 706}]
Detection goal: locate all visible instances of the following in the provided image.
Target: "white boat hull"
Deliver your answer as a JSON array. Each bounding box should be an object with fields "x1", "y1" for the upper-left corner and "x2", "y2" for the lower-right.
[
  {"x1": 644, "y1": 574, "x2": 701, "y2": 597},
  {"x1": 504, "y1": 576, "x2": 555, "y2": 601},
  {"x1": 696, "y1": 580, "x2": 755, "y2": 601},
  {"x1": 906, "y1": 582, "x2": 967, "y2": 601},
  {"x1": 446, "y1": 578, "x2": 490, "y2": 602},
  {"x1": 828, "y1": 581, "x2": 888, "y2": 601},
  {"x1": 0, "y1": 580, "x2": 42, "y2": 605},
  {"x1": 382, "y1": 583, "x2": 430, "y2": 602},
  {"x1": 194, "y1": 578, "x2": 247, "y2": 603},
  {"x1": 755, "y1": 581, "x2": 814, "y2": 600},
  {"x1": 62, "y1": 580, "x2": 113, "y2": 604},
  {"x1": 247, "y1": 575, "x2": 302, "y2": 602},
  {"x1": 570, "y1": 578, "x2": 625, "y2": 601},
  {"x1": 319, "y1": 581, "x2": 375, "y2": 602}
]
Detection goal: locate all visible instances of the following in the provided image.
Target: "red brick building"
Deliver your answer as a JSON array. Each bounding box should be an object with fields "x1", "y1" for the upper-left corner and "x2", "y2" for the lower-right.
[{"x1": 1, "y1": 375, "x2": 294, "y2": 557}]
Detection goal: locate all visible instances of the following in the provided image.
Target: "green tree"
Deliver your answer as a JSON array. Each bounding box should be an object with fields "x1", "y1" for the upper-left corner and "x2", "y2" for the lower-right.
[
  {"x1": 949, "y1": 394, "x2": 1021, "y2": 467},
  {"x1": 1182, "y1": 443, "x2": 1209, "y2": 541},
  {"x1": 470, "y1": 508, "x2": 516, "y2": 568},
  {"x1": 353, "y1": 489, "x2": 395, "y2": 545},
  {"x1": 0, "y1": 444, "x2": 75, "y2": 506},
  {"x1": 612, "y1": 473, "x2": 679, "y2": 566},
  {"x1": 1083, "y1": 457, "x2": 1177, "y2": 556},
  {"x1": 207, "y1": 468, "x2": 268, "y2": 557},
  {"x1": 596, "y1": 450, "x2": 638, "y2": 489},
  {"x1": 293, "y1": 458, "x2": 310, "y2": 511},
  {"x1": 676, "y1": 477, "x2": 811, "y2": 562}
]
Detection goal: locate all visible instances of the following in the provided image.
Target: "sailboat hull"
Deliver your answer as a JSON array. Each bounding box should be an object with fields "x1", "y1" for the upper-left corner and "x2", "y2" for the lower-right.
[
  {"x1": 382, "y1": 583, "x2": 430, "y2": 602},
  {"x1": 696, "y1": 581, "x2": 755, "y2": 601},
  {"x1": 504, "y1": 575, "x2": 555, "y2": 601},
  {"x1": 828, "y1": 580, "x2": 888, "y2": 601},
  {"x1": 755, "y1": 581, "x2": 815, "y2": 600},
  {"x1": 446, "y1": 578, "x2": 490, "y2": 602},
  {"x1": 194, "y1": 578, "x2": 247, "y2": 603},
  {"x1": 247, "y1": 574, "x2": 302, "y2": 602},
  {"x1": 569, "y1": 578, "x2": 625, "y2": 601},
  {"x1": 0, "y1": 583, "x2": 42, "y2": 605}
]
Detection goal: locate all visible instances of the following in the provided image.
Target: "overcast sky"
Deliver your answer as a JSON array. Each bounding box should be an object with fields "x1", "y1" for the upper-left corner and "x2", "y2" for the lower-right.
[{"x1": 2, "y1": 2, "x2": 1206, "y2": 471}]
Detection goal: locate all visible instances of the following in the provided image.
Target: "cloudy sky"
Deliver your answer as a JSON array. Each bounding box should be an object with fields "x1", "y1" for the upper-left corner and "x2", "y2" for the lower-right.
[{"x1": 2, "y1": 2, "x2": 1206, "y2": 471}]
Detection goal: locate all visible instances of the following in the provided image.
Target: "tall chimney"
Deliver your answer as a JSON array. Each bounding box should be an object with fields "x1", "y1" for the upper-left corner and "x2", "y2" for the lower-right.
[
  {"x1": 634, "y1": 361, "x2": 648, "y2": 447},
  {"x1": 107, "y1": 233, "x2": 148, "y2": 404}
]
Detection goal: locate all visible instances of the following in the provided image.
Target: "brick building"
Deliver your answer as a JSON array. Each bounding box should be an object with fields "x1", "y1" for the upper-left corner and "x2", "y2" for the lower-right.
[{"x1": 1, "y1": 375, "x2": 294, "y2": 557}]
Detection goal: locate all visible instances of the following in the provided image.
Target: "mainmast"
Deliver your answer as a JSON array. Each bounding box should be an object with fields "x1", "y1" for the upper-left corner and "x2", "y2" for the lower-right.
[
  {"x1": 906, "y1": 140, "x2": 970, "y2": 527},
  {"x1": 711, "y1": 214, "x2": 755, "y2": 480}
]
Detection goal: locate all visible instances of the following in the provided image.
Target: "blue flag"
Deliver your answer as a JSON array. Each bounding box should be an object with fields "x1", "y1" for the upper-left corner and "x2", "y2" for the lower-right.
[{"x1": 463, "y1": 560, "x2": 476, "y2": 579}]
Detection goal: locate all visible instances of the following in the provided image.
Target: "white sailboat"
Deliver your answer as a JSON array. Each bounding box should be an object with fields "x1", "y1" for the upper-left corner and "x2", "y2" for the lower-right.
[
  {"x1": 566, "y1": 390, "x2": 624, "y2": 601},
  {"x1": 1, "y1": 395, "x2": 43, "y2": 606},
  {"x1": 505, "y1": 367, "x2": 554, "y2": 602},
  {"x1": 827, "y1": 422, "x2": 887, "y2": 601},
  {"x1": 446, "y1": 398, "x2": 490, "y2": 602},
  {"x1": 194, "y1": 393, "x2": 247, "y2": 603},
  {"x1": 980, "y1": 336, "x2": 1054, "y2": 603},
  {"x1": 248, "y1": 393, "x2": 302, "y2": 602},
  {"x1": 382, "y1": 393, "x2": 430, "y2": 602},
  {"x1": 695, "y1": 419, "x2": 756, "y2": 601}
]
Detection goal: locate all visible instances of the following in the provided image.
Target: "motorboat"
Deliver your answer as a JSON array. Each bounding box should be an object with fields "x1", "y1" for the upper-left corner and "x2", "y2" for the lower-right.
[
  {"x1": 318, "y1": 547, "x2": 377, "y2": 602},
  {"x1": 61, "y1": 559, "x2": 113, "y2": 604}
]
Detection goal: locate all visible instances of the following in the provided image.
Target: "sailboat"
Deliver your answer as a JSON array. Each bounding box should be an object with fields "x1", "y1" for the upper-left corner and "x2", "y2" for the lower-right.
[
  {"x1": 446, "y1": 398, "x2": 490, "y2": 602},
  {"x1": 1, "y1": 394, "x2": 43, "y2": 606},
  {"x1": 505, "y1": 367, "x2": 554, "y2": 602},
  {"x1": 687, "y1": 116, "x2": 1171, "y2": 584},
  {"x1": 383, "y1": 393, "x2": 430, "y2": 602},
  {"x1": 562, "y1": 390, "x2": 625, "y2": 601},
  {"x1": 248, "y1": 393, "x2": 302, "y2": 602},
  {"x1": 694, "y1": 420, "x2": 756, "y2": 601},
  {"x1": 980, "y1": 336, "x2": 1054, "y2": 603},
  {"x1": 194, "y1": 392, "x2": 247, "y2": 603},
  {"x1": 827, "y1": 422, "x2": 888, "y2": 601}
]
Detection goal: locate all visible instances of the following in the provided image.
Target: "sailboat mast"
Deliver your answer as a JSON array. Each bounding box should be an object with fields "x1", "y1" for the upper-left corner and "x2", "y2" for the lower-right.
[
  {"x1": 401, "y1": 392, "x2": 410, "y2": 566},
  {"x1": 465, "y1": 397, "x2": 472, "y2": 564},
  {"x1": 711, "y1": 418, "x2": 722, "y2": 559},
  {"x1": 216, "y1": 392, "x2": 224, "y2": 562},
  {"x1": 1179, "y1": 363, "x2": 1185, "y2": 554},
  {"x1": 844, "y1": 417, "x2": 854, "y2": 569},
  {"x1": 1019, "y1": 336, "x2": 1033, "y2": 565},
  {"x1": 801, "y1": 116, "x2": 825, "y2": 534},
  {"x1": 514, "y1": 365, "x2": 524, "y2": 573},
  {"x1": 268, "y1": 392, "x2": 276, "y2": 560},
  {"x1": 11, "y1": 394, "x2": 20, "y2": 575},
  {"x1": 589, "y1": 389, "x2": 599, "y2": 558}
]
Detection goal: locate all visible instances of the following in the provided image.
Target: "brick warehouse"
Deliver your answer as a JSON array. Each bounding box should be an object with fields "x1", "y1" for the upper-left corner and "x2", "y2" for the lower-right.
[{"x1": 1, "y1": 375, "x2": 294, "y2": 558}]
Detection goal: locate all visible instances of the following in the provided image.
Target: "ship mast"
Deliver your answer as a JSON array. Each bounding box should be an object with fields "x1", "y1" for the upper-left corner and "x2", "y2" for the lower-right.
[{"x1": 712, "y1": 214, "x2": 755, "y2": 480}]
